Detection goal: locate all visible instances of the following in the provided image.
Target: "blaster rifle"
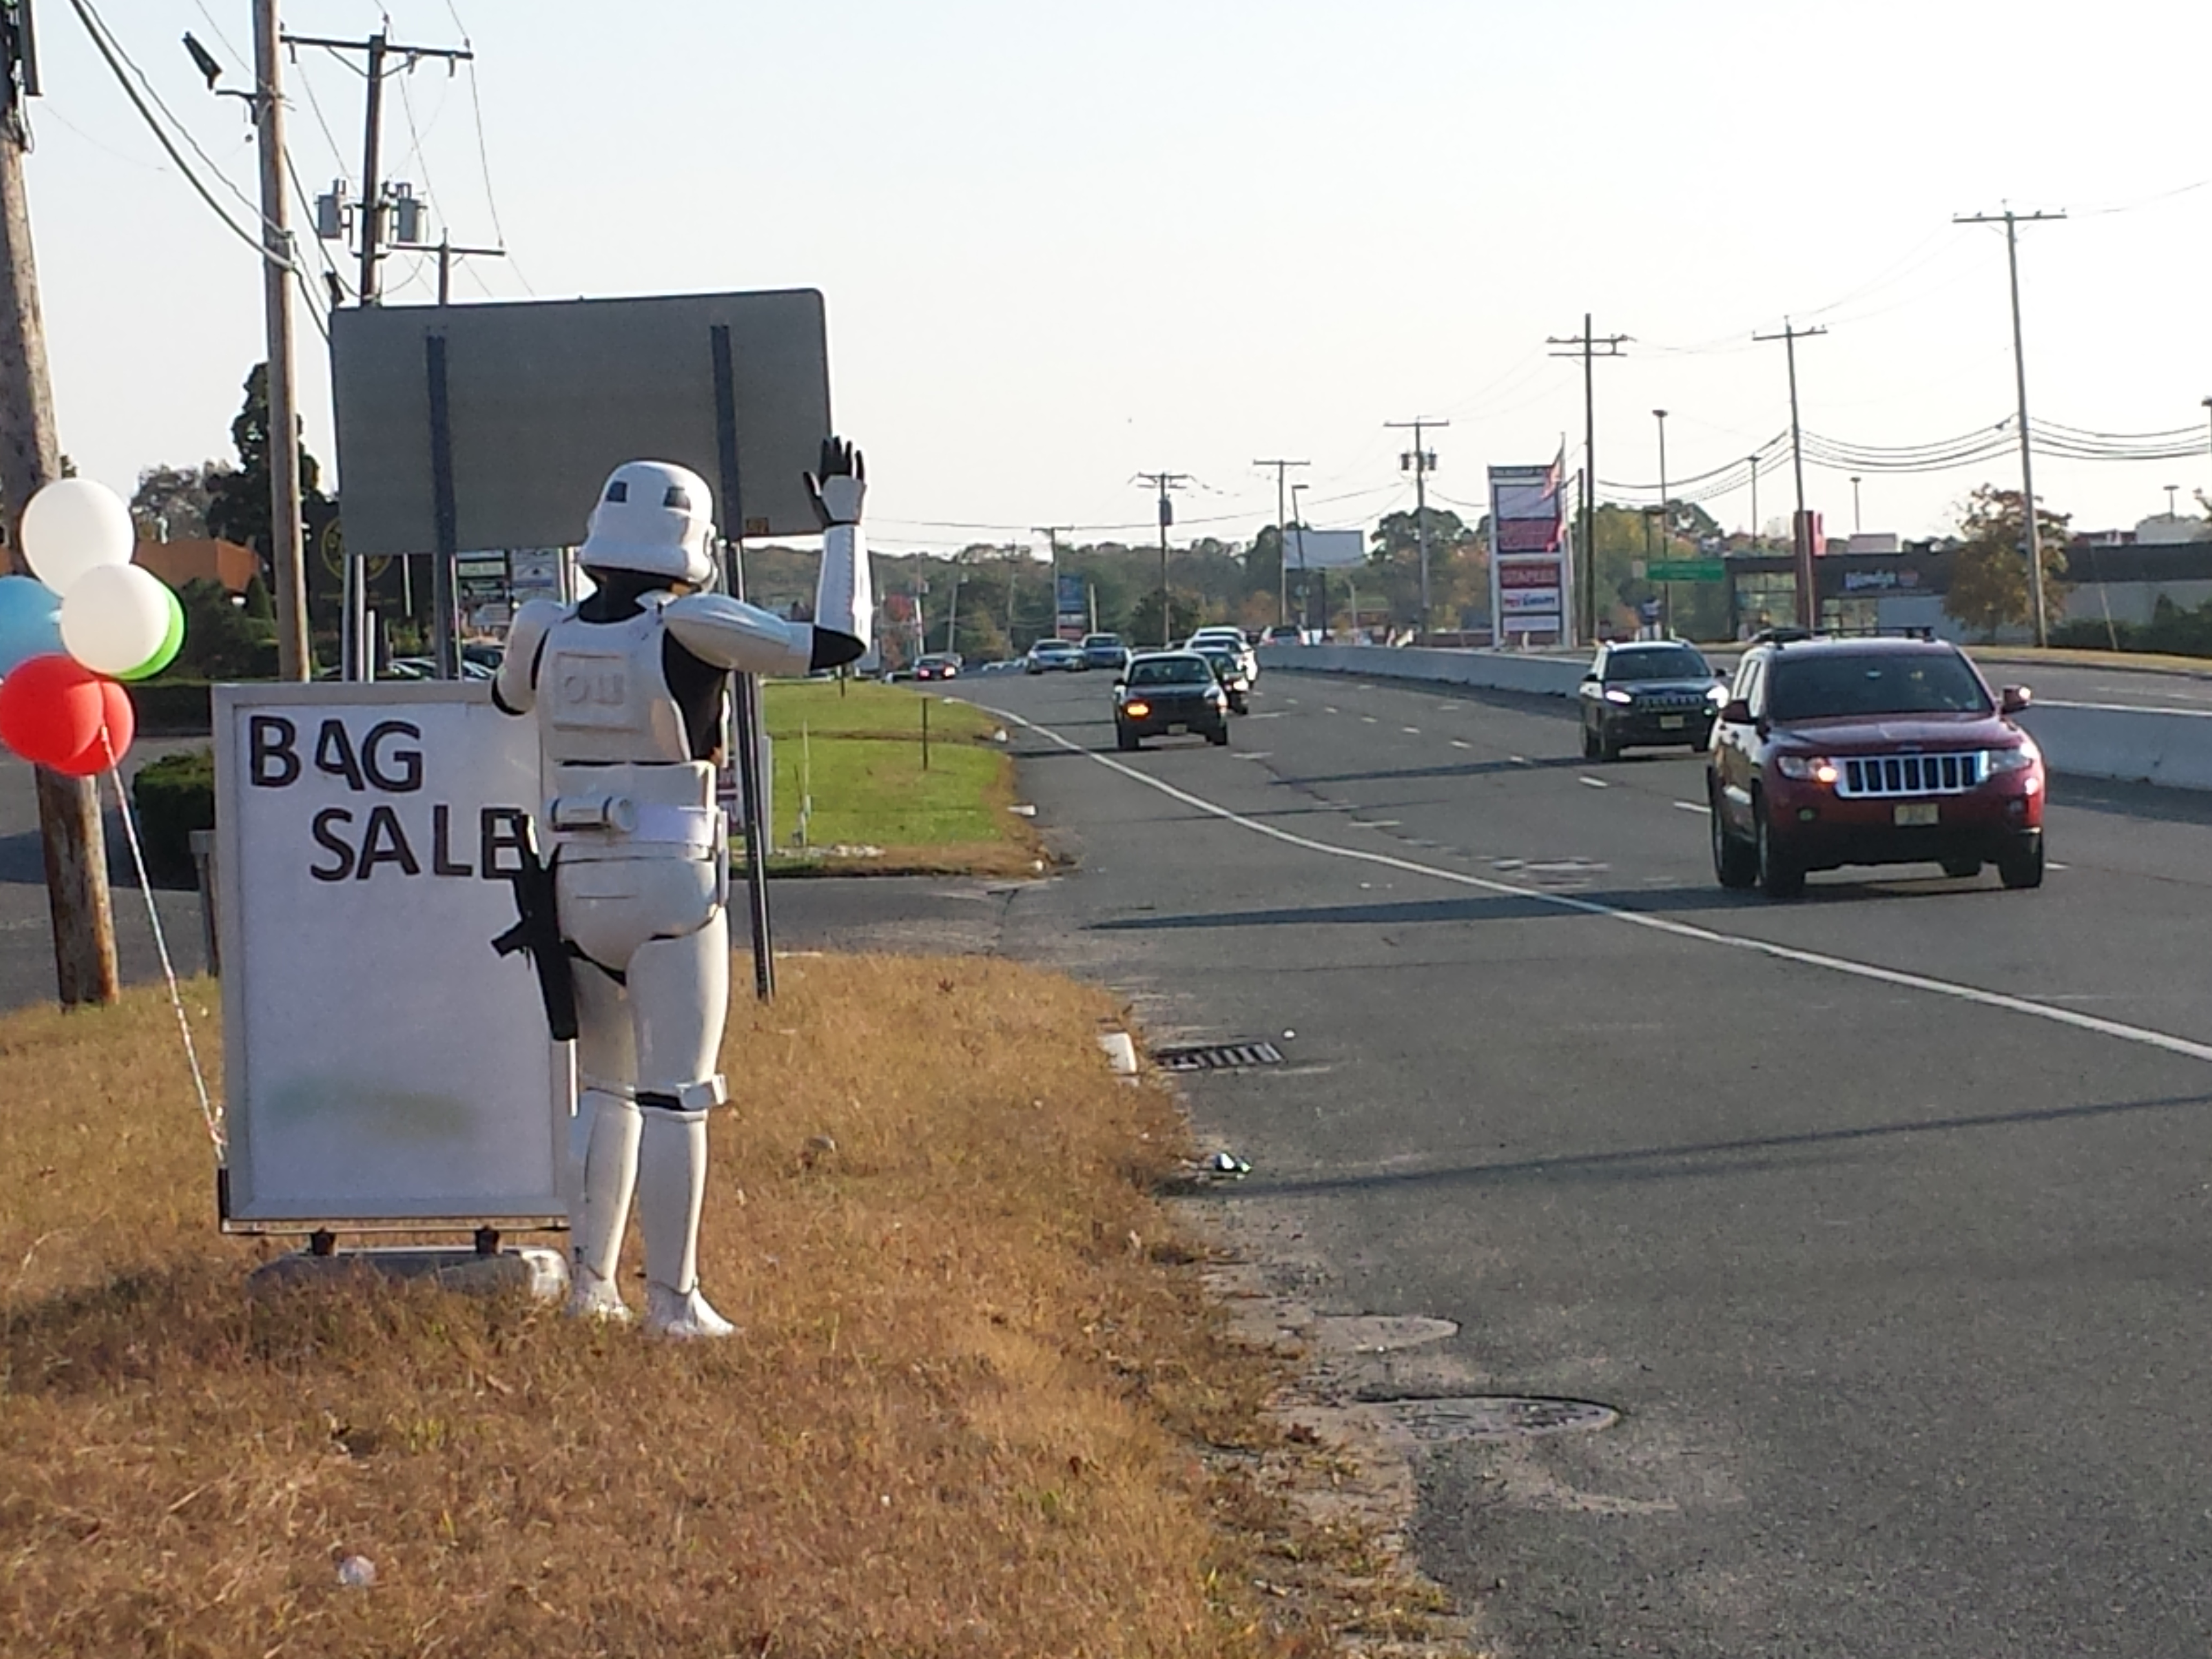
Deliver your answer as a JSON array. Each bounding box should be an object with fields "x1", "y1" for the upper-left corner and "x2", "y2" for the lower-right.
[{"x1": 491, "y1": 843, "x2": 579, "y2": 1042}]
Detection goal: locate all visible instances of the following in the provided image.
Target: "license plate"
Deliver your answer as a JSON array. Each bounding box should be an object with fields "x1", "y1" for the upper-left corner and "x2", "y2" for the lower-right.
[
  {"x1": 1894, "y1": 802, "x2": 1939, "y2": 826},
  {"x1": 1168, "y1": 723, "x2": 1186, "y2": 735},
  {"x1": 1659, "y1": 715, "x2": 1685, "y2": 730}
]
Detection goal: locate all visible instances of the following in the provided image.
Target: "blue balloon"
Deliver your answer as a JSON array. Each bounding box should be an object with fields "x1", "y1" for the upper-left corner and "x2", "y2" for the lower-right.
[{"x1": 0, "y1": 574, "x2": 63, "y2": 677}]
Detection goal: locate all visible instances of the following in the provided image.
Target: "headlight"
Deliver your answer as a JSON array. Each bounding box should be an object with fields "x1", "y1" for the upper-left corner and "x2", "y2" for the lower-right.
[
  {"x1": 1774, "y1": 754, "x2": 1839, "y2": 784},
  {"x1": 1603, "y1": 687, "x2": 1633, "y2": 705},
  {"x1": 1987, "y1": 741, "x2": 2040, "y2": 774},
  {"x1": 1123, "y1": 700, "x2": 1150, "y2": 719}
]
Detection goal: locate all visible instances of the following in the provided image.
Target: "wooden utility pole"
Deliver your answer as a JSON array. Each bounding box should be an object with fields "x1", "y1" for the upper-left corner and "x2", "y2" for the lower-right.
[
  {"x1": 1753, "y1": 318, "x2": 1828, "y2": 631},
  {"x1": 251, "y1": 0, "x2": 310, "y2": 680},
  {"x1": 1134, "y1": 472, "x2": 1189, "y2": 648},
  {"x1": 1954, "y1": 207, "x2": 2066, "y2": 647},
  {"x1": 1546, "y1": 317, "x2": 1628, "y2": 645},
  {"x1": 0, "y1": 6, "x2": 119, "y2": 1006},
  {"x1": 1252, "y1": 459, "x2": 1308, "y2": 627},
  {"x1": 1384, "y1": 420, "x2": 1447, "y2": 631}
]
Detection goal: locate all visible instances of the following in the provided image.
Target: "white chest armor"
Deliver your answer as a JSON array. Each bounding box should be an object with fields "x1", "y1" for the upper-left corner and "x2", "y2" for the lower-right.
[
  {"x1": 533, "y1": 601, "x2": 722, "y2": 862},
  {"x1": 535, "y1": 601, "x2": 694, "y2": 766}
]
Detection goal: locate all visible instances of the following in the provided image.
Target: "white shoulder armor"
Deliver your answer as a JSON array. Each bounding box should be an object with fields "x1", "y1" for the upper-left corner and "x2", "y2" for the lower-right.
[
  {"x1": 662, "y1": 592, "x2": 812, "y2": 679},
  {"x1": 494, "y1": 597, "x2": 570, "y2": 715}
]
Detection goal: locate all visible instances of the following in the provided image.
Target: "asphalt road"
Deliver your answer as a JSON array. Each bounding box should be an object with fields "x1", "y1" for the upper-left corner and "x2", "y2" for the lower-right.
[{"x1": 959, "y1": 664, "x2": 2212, "y2": 1657}]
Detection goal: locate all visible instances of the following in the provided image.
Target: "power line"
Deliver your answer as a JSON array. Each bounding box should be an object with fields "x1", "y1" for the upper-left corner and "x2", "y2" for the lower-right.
[{"x1": 64, "y1": 0, "x2": 301, "y2": 274}]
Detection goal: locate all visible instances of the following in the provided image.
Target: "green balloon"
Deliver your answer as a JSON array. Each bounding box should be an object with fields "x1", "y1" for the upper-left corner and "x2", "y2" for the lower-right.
[{"x1": 114, "y1": 585, "x2": 184, "y2": 683}]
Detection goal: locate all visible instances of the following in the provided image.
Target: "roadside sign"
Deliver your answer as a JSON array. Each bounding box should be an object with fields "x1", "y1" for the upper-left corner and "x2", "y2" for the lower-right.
[
  {"x1": 213, "y1": 682, "x2": 571, "y2": 1228},
  {"x1": 1646, "y1": 559, "x2": 1726, "y2": 582}
]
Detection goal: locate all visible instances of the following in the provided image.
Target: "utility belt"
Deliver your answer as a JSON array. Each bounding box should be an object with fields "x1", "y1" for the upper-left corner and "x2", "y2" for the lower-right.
[{"x1": 548, "y1": 795, "x2": 723, "y2": 860}]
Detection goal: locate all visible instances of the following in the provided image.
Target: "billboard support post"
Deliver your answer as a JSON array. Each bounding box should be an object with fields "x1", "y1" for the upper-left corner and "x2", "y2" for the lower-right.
[
  {"x1": 425, "y1": 333, "x2": 460, "y2": 679},
  {"x1": 711, "y1": 322, "x2": 774, "y2": 1004}
]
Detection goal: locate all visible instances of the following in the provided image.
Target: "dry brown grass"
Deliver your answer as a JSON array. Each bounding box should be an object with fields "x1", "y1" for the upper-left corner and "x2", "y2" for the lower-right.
[{"x1": 0, "y1": 956, "x2": 1409, "y2": 1657}]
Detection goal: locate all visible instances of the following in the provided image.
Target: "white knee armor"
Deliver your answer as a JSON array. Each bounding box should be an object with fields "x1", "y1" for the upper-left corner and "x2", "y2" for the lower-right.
[{"x1": 497, "y1": 444, "x2": 870, "y2": 1337}]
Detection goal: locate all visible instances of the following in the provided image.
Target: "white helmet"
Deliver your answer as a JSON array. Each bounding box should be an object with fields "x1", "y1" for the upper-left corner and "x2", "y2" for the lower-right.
[{"x1": 578, "y1": 460, "x2": 716, "y2": 584}]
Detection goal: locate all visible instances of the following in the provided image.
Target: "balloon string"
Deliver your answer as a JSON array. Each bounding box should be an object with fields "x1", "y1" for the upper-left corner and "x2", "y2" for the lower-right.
[{"x1": 102, "y1": 728, "x2": 223, "y2": 1154}]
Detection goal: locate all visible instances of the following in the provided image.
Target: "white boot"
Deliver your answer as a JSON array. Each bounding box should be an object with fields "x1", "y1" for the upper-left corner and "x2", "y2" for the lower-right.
[
  {"x1": 565, "y1": 1090, "x2": 641, "y2": 1322},
  {"x1": 638, "y1": 1105, "x2": 735, "y2": 1339}
]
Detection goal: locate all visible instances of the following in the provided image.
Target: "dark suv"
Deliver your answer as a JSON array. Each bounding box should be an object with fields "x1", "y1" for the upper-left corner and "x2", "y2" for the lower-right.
[
  {"x1": 1578, "y1": 640, "x2": 1727, "y2": 759},
  {"x1": 1708, "y1": 635, "x2": 2044, "y2": 898}
]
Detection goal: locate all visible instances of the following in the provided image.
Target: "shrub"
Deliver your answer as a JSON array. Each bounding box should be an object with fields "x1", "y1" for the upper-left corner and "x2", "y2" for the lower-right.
[{"x1": 130, "y1": 746, "x2": 214, "y2": 888}]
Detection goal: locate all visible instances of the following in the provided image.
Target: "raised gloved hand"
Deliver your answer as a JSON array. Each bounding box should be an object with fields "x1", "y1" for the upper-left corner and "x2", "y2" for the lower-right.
[{"x1": 804, "y1": 437, "x2": 865, "y2": 529}]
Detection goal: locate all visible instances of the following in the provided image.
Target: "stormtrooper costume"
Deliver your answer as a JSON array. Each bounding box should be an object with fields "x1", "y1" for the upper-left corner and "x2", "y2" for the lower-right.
[{"x1": 494, "y1": 443, "x2": 870, "y2": 1337}]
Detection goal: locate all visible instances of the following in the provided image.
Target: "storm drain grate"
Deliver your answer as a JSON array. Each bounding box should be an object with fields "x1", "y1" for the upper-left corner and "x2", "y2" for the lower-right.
[{"x1": 1152, "y1": 1040, "x2": 1286, "y2": 1072}]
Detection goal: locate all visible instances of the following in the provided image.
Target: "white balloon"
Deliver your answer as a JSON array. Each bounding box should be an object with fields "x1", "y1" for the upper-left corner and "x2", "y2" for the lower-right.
[
  {"x1": 60, "y1": 564, "x2": 174, "y2": 677},
  {"x1": 20, "y1": 478, "x2": 136, "y2": 594}
]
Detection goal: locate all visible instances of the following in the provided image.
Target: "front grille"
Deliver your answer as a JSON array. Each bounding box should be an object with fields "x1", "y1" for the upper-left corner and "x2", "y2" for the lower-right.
[
  {"x1": 1631, "y1": 694, "x2": 1709, "y2": 713},
  {"x1": 1834, "y1": 752, "x2": 1986, "y2": 798}
]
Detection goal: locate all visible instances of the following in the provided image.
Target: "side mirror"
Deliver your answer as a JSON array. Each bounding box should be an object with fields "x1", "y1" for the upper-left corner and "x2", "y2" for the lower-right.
[
  {"x1": 1112, "y1": 675, "x2": 1125, "y2": 686},
  {"x1": 2001, "y1": 685, "x2": 2032, "y2": 715},
  {"x1": 1720, "y1": 699, "x2": 1753, "y2": 725},
  {"x1": 1580, "y1": 671, "x2": 1597, "y2": 684}
]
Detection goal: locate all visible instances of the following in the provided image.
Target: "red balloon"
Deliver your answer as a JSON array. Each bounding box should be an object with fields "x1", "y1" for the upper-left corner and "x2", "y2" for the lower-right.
[
  {"x1": 49, "y1": 681, "x2": 134, "y2": 776},
  {"x1": 0, "y1": 653, "x2": 108, "y2": 766}
]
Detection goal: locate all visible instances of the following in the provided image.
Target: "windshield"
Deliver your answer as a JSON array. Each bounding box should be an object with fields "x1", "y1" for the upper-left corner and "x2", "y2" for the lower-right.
[
  {"x1": 1128, "y1": 657, "x2": 1210, "y2": 687},
  {"x1": 1605, "y1": 646, "x2": 1709, "y2": 683},
  {"x1": 1767, "y1": 651, "x2": 1991, "y2": 721},
  {"x1": 1083, "y1": 634, "x2": 1120, "y2": 647}
]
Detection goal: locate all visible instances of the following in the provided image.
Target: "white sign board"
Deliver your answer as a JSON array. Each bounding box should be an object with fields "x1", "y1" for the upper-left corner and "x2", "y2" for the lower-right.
[
  {"x1": 214, "y1": 683, "x2": 570, "y2": 1227},
  {"x1": 1286, "y1": 528, "x2": 1365, "y2": 570}
]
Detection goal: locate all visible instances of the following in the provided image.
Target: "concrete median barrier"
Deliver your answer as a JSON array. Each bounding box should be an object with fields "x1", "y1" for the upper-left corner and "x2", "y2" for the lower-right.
[
  {"x1": 1257, "y1": 642, "x2": 1585, "y2": 697},
  {"x1": 1260, "y1": 644, "x2": 2212, "y2": 796}
]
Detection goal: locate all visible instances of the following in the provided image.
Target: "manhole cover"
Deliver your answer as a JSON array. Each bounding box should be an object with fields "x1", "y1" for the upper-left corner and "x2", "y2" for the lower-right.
[
  {"x1": 1152, "y1": 1041, "x2": 1285, "y2": 1072},
  {"x1": 1368, "y1": 1395, "x2": 1618, "y2": 1444}
]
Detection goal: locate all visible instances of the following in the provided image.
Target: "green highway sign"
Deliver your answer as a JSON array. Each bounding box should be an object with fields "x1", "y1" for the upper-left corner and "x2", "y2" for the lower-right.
[{"x1": 1646, "y1": 559, "x2": 1726, "y2": 582}]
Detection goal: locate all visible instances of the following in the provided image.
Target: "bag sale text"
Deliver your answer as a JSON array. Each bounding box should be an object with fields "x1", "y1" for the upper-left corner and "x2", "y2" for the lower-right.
[{"x1": 247, "y1": 713, "x2": 531, "y2": 884}]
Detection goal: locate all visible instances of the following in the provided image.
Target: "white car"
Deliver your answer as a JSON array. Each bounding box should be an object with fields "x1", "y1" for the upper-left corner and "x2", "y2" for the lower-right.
[
  {"x1": 1024, "y1": 639, "x2": 1085, "y2": 674},
  {"x1": 1185, "y1": 627, "x2": 1259, "y2": 684}
]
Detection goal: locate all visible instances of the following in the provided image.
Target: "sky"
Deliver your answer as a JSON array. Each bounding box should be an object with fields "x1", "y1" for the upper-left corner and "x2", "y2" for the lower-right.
[{"x1": 31, "y1": 0, "x2": 2212, "y2": 557}]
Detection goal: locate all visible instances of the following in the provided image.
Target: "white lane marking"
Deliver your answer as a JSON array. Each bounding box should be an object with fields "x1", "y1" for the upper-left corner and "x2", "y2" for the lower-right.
[
  {"x1": 1449, "y1": 739, "x2": 1474, "y2": 750},
  {"x1": 1402, "y1": 726, "x2": 1422, "y2": 735},
  {"x1": 1236, "y1": 751, "x2": 1274, "y2": 760},
  {"x1": 2046, "y1": 861, "x2": 2069, "y2": 870},
  {"x1": 1357, "y1": 819, "x2": 1402, "y2": 828},
  {"x1": 2045, "y1": 697, "x2": 2212, "y2": 718},
  {"x1": 1362, "y1": 715, "x2": 1379, "y2": 724},
  {"x1": 1324, "y1": 705, "x2": 1340, "y2": 714},
  {"x1": 1510, "y1": 755, "x2": 1533, "y2": 766},
  {"x1": 1675, "y1": 800, "x2": 1712, "y2": 814},
  {"x1": 1248, "y1": 710, "x2": 1285, "y2": 719},
  {"x1": 1580, "y1": 776, "x2": 1609, "y2": 789},
  {"x1": 980, "y1": 701, "x2": 2212, "y2": 1069}
]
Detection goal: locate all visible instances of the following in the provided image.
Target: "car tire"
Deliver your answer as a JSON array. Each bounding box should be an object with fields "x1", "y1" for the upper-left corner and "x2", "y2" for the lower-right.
[
  {"x1": 1712, "y1": 789, "x2": 1758, "y2": 890},
  {"x1": 1581, "y1": 722, "x2": 1601, "y2": 760},
  {"x1": 1597, "y1": 728, "x2": 1620, "y2": 764},
  {"x1": 1941, "y1": 857, "x2": 1982, "y2": 880},
  {"x1": 1998, "y1": 836, "x2": 2044, "y2": 890},
  {"x1": 1206, "y1": 726, "x2": 1230, "y2": 747},
  {"x1": 1116, "y1": 727, "x2": 1139, "y2": 752},
  {"x1": 1754, "y1": 796, "x2": 1804, "y2": 899}
]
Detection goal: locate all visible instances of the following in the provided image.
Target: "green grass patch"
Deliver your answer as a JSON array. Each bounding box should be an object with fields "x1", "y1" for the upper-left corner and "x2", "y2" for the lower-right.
[
  {"x1": 761, "y1": 676, "x2": 995, "y2": 741},
  {"x1": 754, "y1": 678, "x2": 1034, "y2": 876}
]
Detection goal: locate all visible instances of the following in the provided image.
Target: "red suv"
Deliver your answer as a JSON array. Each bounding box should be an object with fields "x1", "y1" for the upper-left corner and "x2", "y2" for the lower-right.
[{"x1": 1708, "y1": 634, "x2": 2044, "y2": 898}]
